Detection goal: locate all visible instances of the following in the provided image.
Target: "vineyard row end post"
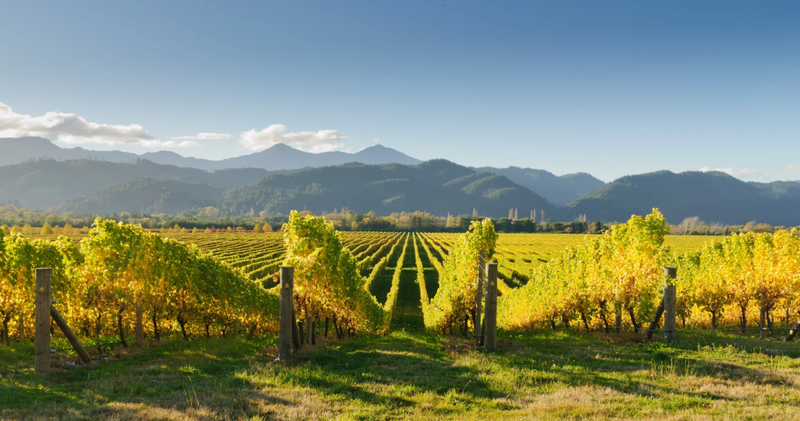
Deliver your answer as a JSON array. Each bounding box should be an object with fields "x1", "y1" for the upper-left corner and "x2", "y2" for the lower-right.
[
  {"x1": 663, "y1": 267, "x2": 677, "y2": 343},
  {"x1": 278, "y1": 266, "x2": 294, "y2": 361},
  {"x1": 34, "y1": 268, "x2": 51, "y2": 374},
  {"x1": 484, "y1": 262, "x2": 498, "y2": 352}
]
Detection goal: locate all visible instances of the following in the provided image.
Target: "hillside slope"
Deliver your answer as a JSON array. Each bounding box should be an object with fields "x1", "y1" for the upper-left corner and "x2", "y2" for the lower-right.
[
  {"x1": 54, "y1": 178, "x2": 223, "y2": 215},
  {"x1": 219, "y1": 160, "x2": 556, "y2": 218},
  {"x1": 563, "y1": 170, "x2": 800, "y2": 225},
  {"x1": 0, "y1": 159, "x2": 271, "y2": 209},
  {"x1": 475, "y1": 166, "x2": 605, "y2": 206}
]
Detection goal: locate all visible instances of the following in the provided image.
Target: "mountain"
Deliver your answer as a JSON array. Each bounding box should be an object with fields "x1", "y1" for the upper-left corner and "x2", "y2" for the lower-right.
[
  {"x1": 473, "y1": 166, "x2": 606, "y2": 206},
  {"x1": 0, "y1": 159, "x2": 272, "y2": 209},
  {"x1": 219, "y1": 160, "x2": 556, "y2": 218},
  {"x1": 562, "y1": 170, "x2": 800, "y2": 226},
  {"x1": 203, "y1": 143, "x2": 421, "y2": 171},
  {"x1": 0, "y1": 137, "x2": 145, "y2": 166},
  {"x1": 0, "y1": 137, "x2": 421, "y2": 170},
  {"x1": 54, "y1": 178, "x2": 223, "y2": 215}
]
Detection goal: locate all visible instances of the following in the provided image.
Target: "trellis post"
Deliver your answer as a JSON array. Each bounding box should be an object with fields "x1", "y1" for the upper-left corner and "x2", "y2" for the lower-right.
[
  {"x1": 663, "y1": 267, "x2": 677, "y2": 343},
  {"x1": 34, "y1": 268, "x2": 51, "y2": 373},
  {"x1": 484, "y1": 262, "x2": 498, "y2": 351},
  {"x1": 278, "y1": 266, "x2": 294, "y2": 361}
]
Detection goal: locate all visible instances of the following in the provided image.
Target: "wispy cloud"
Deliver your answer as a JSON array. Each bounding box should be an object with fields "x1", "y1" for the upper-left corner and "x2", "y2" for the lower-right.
[
  {"x1": 239, "y1": 124, "x2": 348, "y2": 152},
  {"x1": 698, "y1": 166, "x2": 762, "y2": 179},
  {"x1": 783, "y1": 163, "x2": 800, "y2": 172},
  {"x1": 172, "y1": 132, "x2": 231, "y2": 141},
  {"x1": 0, "y1": 101, "x2": 195, "y2": 148}
]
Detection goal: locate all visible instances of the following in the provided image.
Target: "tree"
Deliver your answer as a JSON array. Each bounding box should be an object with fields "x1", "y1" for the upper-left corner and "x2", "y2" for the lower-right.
[
  {"x1": 40, "y1": 222, "x2": 54, "y2": 235},
  {"x1": 677, "y1": 216, "x2": 704, "y2": 235}
]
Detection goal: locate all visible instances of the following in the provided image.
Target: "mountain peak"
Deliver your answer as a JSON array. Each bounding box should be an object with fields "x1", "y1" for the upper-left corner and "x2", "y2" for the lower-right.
[{"x1": 268, "y1": 143, "x2": 295, "y2": 151}]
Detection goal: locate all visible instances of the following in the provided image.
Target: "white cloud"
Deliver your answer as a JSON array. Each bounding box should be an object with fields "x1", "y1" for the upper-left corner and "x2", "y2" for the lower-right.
[
  {"x1": 0, "y1": 101, "x2": 190, "y2": 147},
  {"x1": 296, "y1": 143, "x2": 346, "y2": 153},
  {"x1": 783, "y1": 163, "x2": 800, "y2": 172},
  {"x1": 142, "y1": 139, "x2": 199, "y2": 148},
  {"x1": 172, "y1": 132, "x2": 231, "y2": 141},
  {"x1": 698, "y1": 166, "x2": 762, "y2": 179},
  {"x1": 239, "y1": 124, "x2": 348, "y2": 152}
]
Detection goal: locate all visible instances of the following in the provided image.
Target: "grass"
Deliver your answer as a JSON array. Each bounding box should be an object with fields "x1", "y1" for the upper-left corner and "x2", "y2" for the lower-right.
[{"x1": 3, "y1": 330, "x2": 800, "y2": 420}]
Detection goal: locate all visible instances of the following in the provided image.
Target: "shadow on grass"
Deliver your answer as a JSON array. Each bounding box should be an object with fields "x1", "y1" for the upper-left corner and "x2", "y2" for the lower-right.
[
  {"x1": 0, "y1": 336, "x2": 288, "y2": 419},
  {"x1": 493, "y1": 328, "x2": 800, "y2": 403}
]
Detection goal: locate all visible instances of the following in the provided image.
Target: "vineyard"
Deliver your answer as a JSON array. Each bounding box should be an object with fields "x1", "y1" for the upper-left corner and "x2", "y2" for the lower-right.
[
  {"x1": 3, "y1": 209, "x2": 793, "y2": 353},
  {"x1": 3, "y1": 210, "x2": 800, "y2": 420}
]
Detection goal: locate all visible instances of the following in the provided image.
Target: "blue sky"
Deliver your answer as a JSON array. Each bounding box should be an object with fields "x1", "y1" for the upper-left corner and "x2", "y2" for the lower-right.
[{"x1": 1, "y1": 1, "x2": 798, "y2": 182}]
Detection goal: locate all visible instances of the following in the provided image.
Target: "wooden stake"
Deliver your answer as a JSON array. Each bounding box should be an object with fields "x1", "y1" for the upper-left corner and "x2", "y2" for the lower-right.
[
  {"x1": 646, "y1": 296, "x2": 665, "y2": 339},
  {"x1": 474, "y1": 251, "x2": 484, "y2": 342},
  {"x1": 484, "y1": 262, "x2": 498, "y2": 352},
  {"x1": 50, "y1": 304, "x2": 92, "y2": 363},
  {"x1": 279, "y1": 266, "x2": 294, "y2": 360},
  {"x1": 18, "y1": 313, "x2": 24, "y2": 342},
  {"x1": 34, "y1": 268, "x2": 51, "y2": 373},
  {"x1": 135, "y1": 296, "x2": 144, "y2": 347},
  {"x1": 663, "y1": 267, "x2": 677, "y2": 343}
]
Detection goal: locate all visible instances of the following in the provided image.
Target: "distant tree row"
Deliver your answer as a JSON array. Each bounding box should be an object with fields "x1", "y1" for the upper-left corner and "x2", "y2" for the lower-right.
[
  {"x1": 5, "y1": 204, "x2": 784, "y2": 235},
  {"x1": 670, "y1": 216, "x2": 788, "y2": 235}
]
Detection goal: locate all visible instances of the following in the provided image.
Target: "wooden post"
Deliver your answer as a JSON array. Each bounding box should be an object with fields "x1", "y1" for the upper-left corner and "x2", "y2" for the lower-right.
[
  {"x1": 615, "y1": 305, "x2": 622, "y2": 334},
  {"x1": 306, "y1": 313, "x2": 314, "y2": 346},
  {"x1": 663, "y1": 267, "x2": 677, "y2": 343},
  {"x1": 17, "y1": 314, "x2": 24, "y2": 342},
  {"x1": 759, "y1": 307, "x2": 767, "y2": 339},
  {"x1": 787, "y1": 307, "x2": 791, "y2": 329},
  {"x1": 646, "y1": 296, "x2": 665, "y2": 339},
  {"x1": 474, "y1": 251, "x2": 484, "y2": 342},
  {"x1": 135, "y1": 296, "x2": 144, "y2": 347},
  {"x1": 34, "y1": 268, "x2": 51, "y2": 373},
  {"x1": 279, "y1": 266, "x2": 294, "y2": 361},
  {"x1": 291, "y1": 309, "x2": 301, "y2": 350},
  {"x1": 50, "y1": 304, "x2": 92, "y2": 363},
  {"x1": 484, "y1": 262, "x2": 498, "y2": 352}
]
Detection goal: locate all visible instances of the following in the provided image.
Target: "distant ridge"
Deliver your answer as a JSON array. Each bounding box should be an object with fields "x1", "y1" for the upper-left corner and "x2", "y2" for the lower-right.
[
  {"x1": 563, "y1": 170, "x2": 800, "y2": 226},
  {"x1": 0, "y1": 159, "x2": 273, "y2": 209},
  {"x1": 54, "y1": 178, "x2": 223, "y2": 215},
  {"x1": 0, "y1": 137, "x2": 422, "y2": 170},
  {"x1": 218, "y1": 160, "x2": 557, "y2": 218},
  {"x1": 473, "y1": 166, "x2": 605, "y2": 206}
]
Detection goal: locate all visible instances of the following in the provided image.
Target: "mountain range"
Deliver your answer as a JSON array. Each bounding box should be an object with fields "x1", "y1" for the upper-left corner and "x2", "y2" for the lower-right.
[
  {"x1": 564, "y1": 170, "x2": 800, "y2": 226},
  {"x1": 2, "y1": 136, "x2": 800, "y2": 226},
  {"x1": 0, "y1": 137, "x2": 421, "y2": 170},
  {"x1": 217, "y1": 160, "x2": 556, "y2": 217}
]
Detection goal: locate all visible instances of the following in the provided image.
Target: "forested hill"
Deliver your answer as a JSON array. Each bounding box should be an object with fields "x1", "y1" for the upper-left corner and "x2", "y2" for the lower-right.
[
  {"x1": 0, "y1": 158, "x2": 272, "y2": 209},
  {"x1": 473, "y1": 166, "x2": 606, "y2": 206},
  {"x1": 54, "y1": 178, "x2": 223, "y2": 215},
  {"x1": 563, "y1": 170, "x2": 800, "y2": 226},
  {"x1": 218, "y1": 160, "x2": 557, "y2": 218}
]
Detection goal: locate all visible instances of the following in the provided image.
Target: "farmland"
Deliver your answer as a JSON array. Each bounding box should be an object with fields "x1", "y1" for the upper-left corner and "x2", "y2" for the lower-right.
[{"x1": 4, "y1": 225, "x2": 800, "y2": 420}]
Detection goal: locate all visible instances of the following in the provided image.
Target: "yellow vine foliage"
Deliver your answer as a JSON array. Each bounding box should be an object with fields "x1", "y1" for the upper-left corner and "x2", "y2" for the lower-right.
[{"x1": 426, "y1": 218, "x2": 497, "y2": 331}]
